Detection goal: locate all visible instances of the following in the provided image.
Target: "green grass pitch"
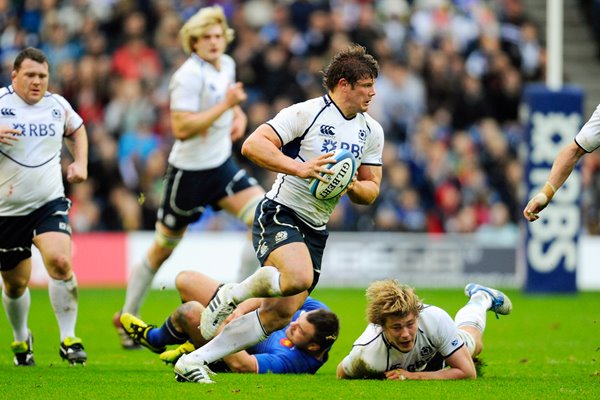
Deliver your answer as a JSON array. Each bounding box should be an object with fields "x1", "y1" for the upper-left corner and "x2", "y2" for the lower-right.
[{"x1": 0, "y1": 286, "x2": 598, "y2": 399}]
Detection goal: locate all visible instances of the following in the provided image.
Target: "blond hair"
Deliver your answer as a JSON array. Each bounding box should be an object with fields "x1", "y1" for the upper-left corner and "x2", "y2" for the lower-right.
[
  {"x1": 366, "y1": 280, "x2": 423, "y2": 326},
  {"x1": 179, "y1": 5, "x2": 234, "y2": 55}
]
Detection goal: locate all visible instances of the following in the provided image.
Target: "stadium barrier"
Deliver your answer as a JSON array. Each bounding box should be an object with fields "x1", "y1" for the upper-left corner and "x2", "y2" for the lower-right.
[{"x1": 27, "y1": 231, "x2": 599, "y2": 290}]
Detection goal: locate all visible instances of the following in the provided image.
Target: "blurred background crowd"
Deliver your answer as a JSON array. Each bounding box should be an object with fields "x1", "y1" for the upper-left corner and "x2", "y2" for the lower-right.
[{"x1": 2, "y1": 0, "x2": 600, "y2": 238}]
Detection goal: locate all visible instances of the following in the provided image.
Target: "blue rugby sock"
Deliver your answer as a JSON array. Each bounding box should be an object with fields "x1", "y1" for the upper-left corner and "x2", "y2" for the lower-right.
[{"x1": 147, "y1": 317, "x2": 188, "y2": 347}]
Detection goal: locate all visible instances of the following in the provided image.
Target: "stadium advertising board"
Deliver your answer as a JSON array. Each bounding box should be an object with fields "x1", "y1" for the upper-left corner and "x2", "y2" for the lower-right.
[
  {"x1": 27, "y1": 231, "x2": 600, "y2": 290},
  {"x1": 522, "y1": 84, "x2": 583, "y2": 293},
  {"x1": 319, "y1": 233, "x2": 517, "y2": 288}
]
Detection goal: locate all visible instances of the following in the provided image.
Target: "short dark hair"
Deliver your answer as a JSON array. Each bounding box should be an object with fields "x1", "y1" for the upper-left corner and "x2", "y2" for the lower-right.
[
  {"x1": 13, "y1": 47, "x2": 48, "y2": 71},
  {"x1": 306, "y1": 308, "x2": 339, "y2": 349},
  {"x1": 322, "y1": 44, "x2": 379, "y2": 91}
]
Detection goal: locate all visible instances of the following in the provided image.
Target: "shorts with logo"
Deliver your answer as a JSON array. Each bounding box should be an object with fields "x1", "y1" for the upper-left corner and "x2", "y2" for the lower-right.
[
  {"x1": 0, "y1": 197, "x2": 72, "y2": 271},
  {"x1": 157, "y1": 157, "x2": 258, "y2": 231},
  {"x1": 252, "y1": 198, "x2": 329, "y2": 293}
]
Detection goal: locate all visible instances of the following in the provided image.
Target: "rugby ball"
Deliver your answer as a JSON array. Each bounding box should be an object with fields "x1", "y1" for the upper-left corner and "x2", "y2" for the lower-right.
[{"x1": 309, "y1": 149, "x2": 357, "y2": 200}]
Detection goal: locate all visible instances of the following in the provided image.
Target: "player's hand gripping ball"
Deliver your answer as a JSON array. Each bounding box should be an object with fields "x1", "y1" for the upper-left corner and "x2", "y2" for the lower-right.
[{"x1": 310, "y1": 149, "x2": 357, "y2": 200}]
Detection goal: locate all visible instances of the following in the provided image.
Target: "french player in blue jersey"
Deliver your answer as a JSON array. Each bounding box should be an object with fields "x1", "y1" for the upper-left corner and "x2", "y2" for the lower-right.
[
  {"x1": 120, "y1": 271, "x2": 339, "y2": 375},
  {"x1": 0, "y1": 47, "x2": 88, "y2": 366}
]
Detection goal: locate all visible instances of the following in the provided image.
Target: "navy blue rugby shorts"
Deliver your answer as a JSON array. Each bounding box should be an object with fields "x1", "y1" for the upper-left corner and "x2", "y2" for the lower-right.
[
  {"x1": 157, "y1": 157, "x2": 258, "y2": 230},
  {"x1": 0, "y1": 197, "x2": 72, "y2": 270},
  {"x1": 252, "y1": 198, "x2": 329, "y2": 293}
]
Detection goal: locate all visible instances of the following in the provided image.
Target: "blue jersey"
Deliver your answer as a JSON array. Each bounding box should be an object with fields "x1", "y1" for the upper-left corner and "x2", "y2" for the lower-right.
[{"x1": 248, "y1": 297, "x2": 330, "y2": 374}]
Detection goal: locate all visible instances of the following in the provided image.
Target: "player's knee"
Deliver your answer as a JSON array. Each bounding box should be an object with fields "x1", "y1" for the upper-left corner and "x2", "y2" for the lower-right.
[
  {"x1": 175, "y1": 271, "x2": 192, "y2": 291},
  {"x1": 281, "y1": 270, "x2": 313, "y2": 295},
  {"x1": 267, "y1": 310, "x2": 294, "y2": 331},
  {"x1": 2, "y1": 278, "x2": 29, "y2": 297},
  {"x1": 237, "y1": 196, "x2": 262, "y2": 227},
  {"x1": 44, "y1": 253, "x2": 72, "y2": 279},
  {"x1": 175, "y1": 271, "x2": 195, "y2": 301},
  {"x1": 154, "y1": 228, "x2": 183, "y2": 254},
  {"x1": 177, "y1": 301, "x2": 202, "y2": 329}
]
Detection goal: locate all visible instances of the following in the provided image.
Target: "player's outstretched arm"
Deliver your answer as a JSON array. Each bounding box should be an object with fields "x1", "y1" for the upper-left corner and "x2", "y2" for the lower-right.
[{"x1": 523, "y1": 142, "x2": 587, "y2": 221}]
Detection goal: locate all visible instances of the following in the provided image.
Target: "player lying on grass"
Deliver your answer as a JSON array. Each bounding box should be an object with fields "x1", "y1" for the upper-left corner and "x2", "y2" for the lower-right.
[
  {"x1": 120, "y1": 270, "x2": 339, "y2": 374},
  {"x1": 337, "y1": 280, "x2": 512, "y2": 380}
]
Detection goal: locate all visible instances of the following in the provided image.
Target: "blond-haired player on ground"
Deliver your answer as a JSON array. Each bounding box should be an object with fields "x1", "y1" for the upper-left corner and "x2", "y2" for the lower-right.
[{"x1": 337, "y1": 279, "x2": 511, "y2": 380}]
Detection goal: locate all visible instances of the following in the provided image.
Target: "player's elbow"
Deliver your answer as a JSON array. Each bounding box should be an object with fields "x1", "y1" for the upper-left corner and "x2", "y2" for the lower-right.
[
  {"x1": 336, "y1": 363, "x2": 348, "y2": 379},
  {"x1": 348, "y1": 185, "x2": 379, "y2": 205},
  {"x1": 241, "y1": 134, "x2": 263, "y2": 162},
  {"x1": 462, "y1": 365, "x2": 477, "y2": 380},
  {"x1": 227, "y1": 362, "x2": 254, "y2": 373}
]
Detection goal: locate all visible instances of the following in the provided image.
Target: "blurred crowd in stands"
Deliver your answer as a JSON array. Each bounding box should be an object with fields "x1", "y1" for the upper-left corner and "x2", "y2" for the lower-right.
[{"x1": 2, "y1": 0, "x2": 600, "y2": 238}]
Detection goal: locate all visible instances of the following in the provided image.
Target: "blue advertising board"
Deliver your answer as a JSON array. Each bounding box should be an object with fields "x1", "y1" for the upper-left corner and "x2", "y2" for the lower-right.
[{"x1": 522, "y1": 83, "x2": 584, "y2": 293}]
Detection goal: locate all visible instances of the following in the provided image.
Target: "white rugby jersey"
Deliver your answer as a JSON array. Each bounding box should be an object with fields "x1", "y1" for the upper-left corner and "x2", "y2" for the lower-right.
[
  {"x1": 575, "y1": 103, "x2": 600, "y2": 152},
  {"x1": 266, "y1": 94, "x2": 384, "y2": 227},
  {"x1": 340, "y1": 305, "x2": 464, "y2": 378},
  {"x1": 0, "y1": 86, "x2": 83, "y2": 215},
  {"x1": 168, "y1": 53, "x2": 236, "y2": 170}
]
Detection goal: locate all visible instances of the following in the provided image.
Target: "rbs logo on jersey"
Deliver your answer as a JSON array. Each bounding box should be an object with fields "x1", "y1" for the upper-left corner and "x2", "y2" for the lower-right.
[
  {"x1": 526, "y1": 111, "x2": 582, "y2": 276},
  {"x1": 321, "y1": 139, "x2": 363, "y2": 160},
  {"x1": 12, "y1": 123, "x2": 58, "y2": 136},
  {"x1": 338, "y1": 141, "x2": 362, "y2": 160}
]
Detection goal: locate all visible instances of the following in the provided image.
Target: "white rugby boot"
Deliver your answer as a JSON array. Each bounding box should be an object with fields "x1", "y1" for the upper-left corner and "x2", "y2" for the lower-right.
[{"x1": 464, "y1": 283, "x2": 512, "y2": 318}]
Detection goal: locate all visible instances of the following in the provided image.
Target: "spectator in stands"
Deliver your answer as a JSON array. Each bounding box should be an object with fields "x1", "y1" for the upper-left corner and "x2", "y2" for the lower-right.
[
  {"x1": 0, "y1": 0, "x2": 555, "y2": 236},
  {"x1": 370, "y1": 57, "x2": 426, "y2": 143},
  {"x1": 111, "y1": 11, "x2": 162, "y2": 82}
]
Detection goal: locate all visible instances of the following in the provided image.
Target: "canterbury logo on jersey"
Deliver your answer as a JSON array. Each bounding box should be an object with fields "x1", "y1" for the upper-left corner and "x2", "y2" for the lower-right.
[
  {"x1": 1, "y1": 108, "x2": 16, "y2": 116},
  {"x1": 12, "y1": 123, "x2": 58, "y2": 136},
  {"x1": 320, "y1": 125, "x2": 335, "y2": 136}
]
